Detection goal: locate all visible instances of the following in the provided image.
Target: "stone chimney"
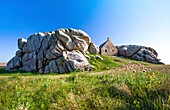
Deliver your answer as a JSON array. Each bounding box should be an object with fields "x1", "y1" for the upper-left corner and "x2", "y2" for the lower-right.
[{"x1": 107, "y1": 37, "x2": 110, "y2": 41}]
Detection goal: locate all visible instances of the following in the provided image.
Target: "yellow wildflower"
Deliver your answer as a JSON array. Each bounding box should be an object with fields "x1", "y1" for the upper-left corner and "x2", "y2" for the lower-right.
[
  {"x1": 150, "y1": 75, "x2": 153, "y2": 79},
  {"x1": 168, "y1": 95, "x2": 170, "y2": 102}
]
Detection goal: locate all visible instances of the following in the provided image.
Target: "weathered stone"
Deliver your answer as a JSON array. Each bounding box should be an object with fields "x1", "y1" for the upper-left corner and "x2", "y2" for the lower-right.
[
  {"x1": 16, "y1": 50, "x2": 23, "y2": 57},
  {"x1": 94, "y1": 55, "x2": 103, "y2": 60},
  {"x1": 55, "y1": 56, "x2": 74, "y2": 73},
  {"x1": 88, "y1": 42, "x2": 99, "y2": 54},
  {"x1": 39, "y1": 35, "x2": 51, "y2": 51},
  {"x1": 77, "y1": 29, "x2": 91, "y2": 44},
  {"x1": 22, "y1": 52, "x2": 37, "y2": 72},
  {"x1": 71, "y1": 35, "x2": 88, "y2": 53},
  {"x1": 60, "y1": 28, "x2": 91, "y2": 44},
  {"x1": 38, "y1": 60, "x2": 43, "y2": 69},
  {"x1": 18, "y1": 38, "x2": 27, "y2": 50},
  {"x1": 22, "y1": 58, "x2": 37, "y2": 72},
  {"x1": 57, "y1": 29, "x2": 77, "y2": 51},
  {"x1": 66, "y1": 50, "x2": 89, "y2": 71},
  {"x1": 118, "y1": 45, "x2": 141, "y2": 57},
  {"x1": 146, "y1": 47, "x2": 158, "y2": 57},
  {"x1": 145, "y1": 54, "x2": 159, "y2": 63},
  {"x1": 22, "y1": 33, "x2": 44, "y2": 53},
  {"x1": 132, "y1": 54, "x2": 145, "y2": 61},
  {"x1": 44, "y1": 65, "x2": 50, "y2": 73},
  {"x1": 7, "y1": 28, "x2": 96, "y2": 73},
  {"x1": 137, "y1": 49, "x2": 145, "y2": 56},
  {"x1": 117, "y1": 46, "x2": 127, "y2": 56},
  {"x1": 6, "y1": 56, "x2": 21, "y2": 70},
  {"x1": 84, "y1": 65, "x2": 94, "y2": 71},
  {"x1": 126, "y1": 45, "x2": 141, "y2": 57},
  {"x1": 85, "y1": 55, "x2": 91, "y2": 59},
  {"x1": 55, "y1": 57, "x2": 67, "y2": 73},
  {"x1": 57, "y1": 28, "x2": 90, "y2": 52},
  {"x1": 43, "y1": 60, "x2": 59, "y2": 73},
  {"x1": 117, "y1": 45, "x2": 162, "y2": 64},
  {"x1": 37, "y1": 51, "x2": 44, "y2": 61},
  {"x1": 48, "y1": 60, "x2": 59, "y2": 73},
  {"x1": 144, "y1": 49, "x2": 151, "y2": 55}
]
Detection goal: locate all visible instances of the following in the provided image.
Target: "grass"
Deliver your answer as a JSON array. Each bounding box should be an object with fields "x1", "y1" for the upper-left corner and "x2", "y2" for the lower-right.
[{"x1": 0, "y1": 55, "x2": 169, "y2": 109}]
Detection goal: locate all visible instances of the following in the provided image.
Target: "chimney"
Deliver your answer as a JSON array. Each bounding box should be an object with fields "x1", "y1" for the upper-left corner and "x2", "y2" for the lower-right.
[{"x1": 107, "y1": 37, "x2": 110, "y2": 41}]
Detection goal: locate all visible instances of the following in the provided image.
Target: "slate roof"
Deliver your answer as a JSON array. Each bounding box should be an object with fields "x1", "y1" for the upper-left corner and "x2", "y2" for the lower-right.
[{"x1": 99, "y1": 41, "x2": 107, "y2": 48}]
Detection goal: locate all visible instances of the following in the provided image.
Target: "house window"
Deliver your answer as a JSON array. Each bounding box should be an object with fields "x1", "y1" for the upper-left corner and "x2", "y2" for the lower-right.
[{"x1": 105, "y1": 49, "x2": 107, "y2": 52}]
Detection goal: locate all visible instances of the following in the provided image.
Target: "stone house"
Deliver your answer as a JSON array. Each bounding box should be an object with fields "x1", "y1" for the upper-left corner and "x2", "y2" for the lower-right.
[{"x1": 99, "y1": 37, "x2": 118, "y2": 56}]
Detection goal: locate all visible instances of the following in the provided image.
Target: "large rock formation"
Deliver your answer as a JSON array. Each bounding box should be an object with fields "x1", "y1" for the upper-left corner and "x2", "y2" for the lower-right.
[
  {"x1": 117, "y1": 45, "x2": 163, "y2": 64},
  {"x1": 6, "y1": 28, "x2": 99, "y2": 73}
]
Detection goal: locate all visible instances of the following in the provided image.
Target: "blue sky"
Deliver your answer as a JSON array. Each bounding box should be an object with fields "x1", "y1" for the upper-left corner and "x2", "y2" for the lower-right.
[{"x1": 0, "y1": 0, "x2": 170, "y2": 64}]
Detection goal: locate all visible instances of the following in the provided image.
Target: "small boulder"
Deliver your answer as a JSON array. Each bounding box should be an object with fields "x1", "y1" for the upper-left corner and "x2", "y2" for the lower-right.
[
  {"x1": 94, "y1": 55, "x2": 103, "y2": 60},
  {"x1": 88, "y1": 42, "x2": 99, "y2": 54}
]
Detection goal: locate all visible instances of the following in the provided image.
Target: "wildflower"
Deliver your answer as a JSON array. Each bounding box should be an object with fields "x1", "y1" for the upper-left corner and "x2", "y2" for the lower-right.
[
  {"x1": 138, "y1": 63, "x2": 141, "y2": 66},
  {"x1": 129, "y1": 67, "x2": 132, "y2": 70},
  {"x1": 143, "y1": 69, "x2": 146, "y2": 73},
  {"x1": 131, "y1": 64, "x2": 134, "y2": 67},
  {"x1": 132, "y1": 70, "x2": 136, "y2": 73},
  {"x1": 142, "y1": 65, "x2": 145, "y2": 69},
  {"x1": 150, "y1": 75, "x2": 153, "y2": 79},
  {"x1": 17, "y1": 105, "x2": 28, "y2": 110},
  {"x1": 123, "y1": 67, "x2": 126, "y2": 71}
]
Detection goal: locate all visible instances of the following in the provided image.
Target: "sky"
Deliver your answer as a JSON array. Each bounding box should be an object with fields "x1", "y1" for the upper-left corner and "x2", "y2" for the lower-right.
[{"x1": 0, "y1": 0, "x2": 170, "y2": 64}]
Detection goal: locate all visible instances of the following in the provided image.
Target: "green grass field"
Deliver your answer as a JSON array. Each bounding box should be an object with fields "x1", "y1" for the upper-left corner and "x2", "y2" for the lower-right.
[{"x1": 0, "y1": 55, "x2": 169, "y2": 110}]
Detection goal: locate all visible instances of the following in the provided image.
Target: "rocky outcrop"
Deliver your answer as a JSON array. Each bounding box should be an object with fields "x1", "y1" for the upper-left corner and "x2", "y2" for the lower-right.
[
  {"x1": 117, "y1": 45, "x2": 163, "y2": 64},
  {"x1": 88, "y1": 42, "x2": 99, "y2": 54},
  {"x1": 6, "y1": 28, "x2": 97, "y2": 73}
]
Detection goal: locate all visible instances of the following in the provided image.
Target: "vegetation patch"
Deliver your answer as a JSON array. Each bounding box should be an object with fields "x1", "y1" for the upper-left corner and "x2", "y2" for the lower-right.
[{"x1": 0, "y1": 56, "x2": 169, "y2": 109}]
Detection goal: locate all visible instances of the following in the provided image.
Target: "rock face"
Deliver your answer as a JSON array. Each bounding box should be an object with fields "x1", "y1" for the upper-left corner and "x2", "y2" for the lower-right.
[
  {"x1": 88, "y1": 42, "x2": 99, "y2": 54},
  {"x1": 6, "y1": 28, "x2": 98, "y2": 73},
  {"x1": 117, "y1": 45, "x2": 163, "y2": 64}
]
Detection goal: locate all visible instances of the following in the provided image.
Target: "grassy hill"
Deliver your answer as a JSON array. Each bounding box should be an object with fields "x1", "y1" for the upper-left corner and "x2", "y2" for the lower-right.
[{"x1": 0, "y1": 55, "x2": 169, "y2": 109}]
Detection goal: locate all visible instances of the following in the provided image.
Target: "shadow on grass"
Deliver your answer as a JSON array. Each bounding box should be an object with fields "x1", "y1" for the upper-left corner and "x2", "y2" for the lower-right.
[
  {"x1": 0, "y1": 68, "x2": 35, "y2": 76},
  {"x1": 0, "y1": 68, "x2": 75, "y2": 76}
]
